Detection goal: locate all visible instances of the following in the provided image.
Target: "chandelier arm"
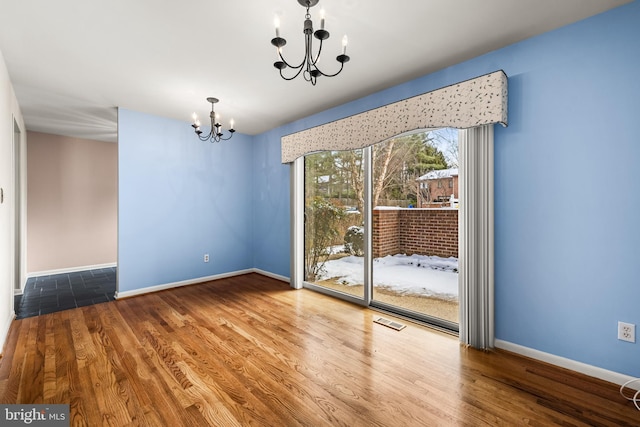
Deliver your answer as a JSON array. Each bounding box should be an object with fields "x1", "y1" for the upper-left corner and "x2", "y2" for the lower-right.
[
  {"x1": 309, "y1": 39, "x2": 349, "y2": 77},
  {"x1": 277, "y1": 50, "x2": 307, "y2": 71},
  {"x1": 279, "y1": 67, "x2": 306, "y2": 81},
  {"x1": 310, "y1": 38, "x2": 324, "y2": 67},
  {"x1": 303, "y1": 32, "x2": 318, "y2": 83},
  {"x1": 314, "y1": 60, "x2": 345, "y2": 78},
  {"x1": 277, "y1": 41, "x2": 309, "y2": 80},
  {"x1": 199, "y1": 129, "x2": 220, "y2": 142},
  {"x1": 216, "y1": 132, "x2": 235, "y2": 141}
]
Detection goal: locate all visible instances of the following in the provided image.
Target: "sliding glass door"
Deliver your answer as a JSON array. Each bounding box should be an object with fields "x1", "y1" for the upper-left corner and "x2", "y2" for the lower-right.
[
  {"x1": 370, "y1": 130, "x2": 459, "y2": 328},
  {"x1": 303, "y1": 149, "x2": 365, "y2": 301},
  {"x1": 301, "y1": 129, "x2": 459, "y2": 330}
]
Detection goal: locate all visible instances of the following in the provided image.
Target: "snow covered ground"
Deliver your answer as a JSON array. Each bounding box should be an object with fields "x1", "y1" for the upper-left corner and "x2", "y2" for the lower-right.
[{"x1": 318, "y1": 253, "x2": 459, "y2": 301}]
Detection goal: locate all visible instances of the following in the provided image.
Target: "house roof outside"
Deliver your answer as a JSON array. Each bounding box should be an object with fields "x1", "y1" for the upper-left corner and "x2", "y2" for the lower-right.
[{"x1": 417, "y1": 168, "x2": 459, "y2": 182}]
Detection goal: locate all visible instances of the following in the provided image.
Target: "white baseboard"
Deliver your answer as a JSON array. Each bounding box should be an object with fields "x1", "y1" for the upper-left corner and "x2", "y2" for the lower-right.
[
  {"x1": 115, "y1": 269, "x2": 255, "y2": 299},
  {"x1": 27, "y1": 262, "x2": 117, "y2": 278},
  {"x1": 250, "y1": 268, "x2": 290, "y2": 284},
  {"x1": 495, "y1": 339, "x2": 639, "y2": 389},
  {"x1": 115, "y1": 268, "x2": 292, "y2": 300}
]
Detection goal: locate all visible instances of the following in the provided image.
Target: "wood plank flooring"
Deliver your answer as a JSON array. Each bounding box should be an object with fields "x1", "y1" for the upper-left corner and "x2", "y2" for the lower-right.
[{"x1": 0, "y1": 273, "x2": 638, "y2": 426}]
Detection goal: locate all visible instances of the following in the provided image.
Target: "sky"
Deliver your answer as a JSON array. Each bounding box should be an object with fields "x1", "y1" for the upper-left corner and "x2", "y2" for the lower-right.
[
  {"x1": 318, "y1": 253, "x2": 459, "y2": 301},
  {"x1": 429, "y1": 127, "x2": 458, "y2": 168}
]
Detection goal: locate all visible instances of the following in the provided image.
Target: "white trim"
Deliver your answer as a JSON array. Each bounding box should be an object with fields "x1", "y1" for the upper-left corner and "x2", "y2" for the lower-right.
[
  {"x1": 363, "y1": 146, "x2": 372, "y2": 305},
  {"x1": 115, "y1": 269, "x2": 254, "y2": 299},
  {"x1": 251, "y1": 268, "x2": 290, "y2": 283},
  {"x1": 27, "y1": 262, "x2": 117, "y2": 278},
  {"x1": 496, "y1": 339, "x2": 639, "y2": 389},
  {"x1": 0, "y1": 311, "x2": 16, "y2": 356}
]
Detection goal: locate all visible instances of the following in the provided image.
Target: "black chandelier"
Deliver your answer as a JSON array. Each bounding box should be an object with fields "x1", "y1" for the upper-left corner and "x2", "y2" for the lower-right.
[
  {"x1": 191, "y1": 97, "x2": 235, "y2": 142},
  {"x1": 271, "y1": 0, "x2": 350, "y2": 85}
]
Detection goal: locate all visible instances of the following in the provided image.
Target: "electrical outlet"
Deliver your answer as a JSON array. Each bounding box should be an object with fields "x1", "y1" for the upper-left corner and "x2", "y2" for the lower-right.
[
  {"x1": 618, "y1": 321, "x2": 635, "y2": 343},
  {"x1": 203, "y1": 254, "x2": 209, "y2": 263}
]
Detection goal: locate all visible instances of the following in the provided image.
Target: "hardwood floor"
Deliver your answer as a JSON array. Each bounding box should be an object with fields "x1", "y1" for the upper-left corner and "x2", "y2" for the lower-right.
[{"x1": 0, "y1": 273, "x2": 638, "y2": 426}]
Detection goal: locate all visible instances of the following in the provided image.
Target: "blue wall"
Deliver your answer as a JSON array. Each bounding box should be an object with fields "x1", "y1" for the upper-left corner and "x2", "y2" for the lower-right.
[
  {"x1": 251, "y1": 129, "x2": 291, "y2": 276},
  {"x1": 118, "y1": 109, "x2": 253, "y2": 293},
  {"x1": 251, "y1": 1, "x2": 640, "y2": 377}
]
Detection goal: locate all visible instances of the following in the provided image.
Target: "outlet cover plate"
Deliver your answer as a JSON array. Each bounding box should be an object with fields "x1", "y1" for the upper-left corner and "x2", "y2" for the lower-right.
[{"x1": 618, "y1": 321, "x2": 635, "y2": 343}]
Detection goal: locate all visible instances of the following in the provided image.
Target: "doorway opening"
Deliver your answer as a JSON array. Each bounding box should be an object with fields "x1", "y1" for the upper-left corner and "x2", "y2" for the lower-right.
[
  {"x1": 17, "y1": 131, "x2": 118, "y2": 318},
  {"x1": 13, "y1": 118, "x2": 23, "y2": 294}
]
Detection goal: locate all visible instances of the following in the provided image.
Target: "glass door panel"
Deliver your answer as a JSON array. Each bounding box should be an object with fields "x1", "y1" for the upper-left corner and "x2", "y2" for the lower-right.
[
  {"x1": 304, "y1": 150, "x2": 365, "y2": 300},
  {"x1": 371, "y1": 129, "x2": 459, "y2": 324}
]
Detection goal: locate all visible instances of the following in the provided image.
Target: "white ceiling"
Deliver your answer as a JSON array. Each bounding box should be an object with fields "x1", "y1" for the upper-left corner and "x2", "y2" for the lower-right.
[{"x1": 0, "y1": 0, "x2": 631, "y2": 143}]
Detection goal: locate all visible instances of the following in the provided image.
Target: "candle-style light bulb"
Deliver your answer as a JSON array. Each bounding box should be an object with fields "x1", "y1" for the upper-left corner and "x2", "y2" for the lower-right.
[
  {"x1": 195, "y1": 119, "x2": 201, "y2": 128},
  {"x1": 274, "y1": 15, "x2": 280, "y2": 37},
  {"x1": 320, "y1": 9, "x2": 325, "y2": 29},
  {"x1": 230, "y1": 119, "x2": 235, "y2": 130},
  {"x1": 342, "y1": 35, "x2": 348, "y2": 54},
  {"x1": 192, "y1": 112, "x2": 197, "y2": 123}
]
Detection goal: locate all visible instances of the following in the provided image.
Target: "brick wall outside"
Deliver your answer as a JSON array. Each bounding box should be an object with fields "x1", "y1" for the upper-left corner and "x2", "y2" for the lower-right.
[
  {"x1": 372, "y1": 208, "x2": 458, "y2": 258},
  {"x1": 372, "y1": 209, "x2": 401, "y2": 257}
]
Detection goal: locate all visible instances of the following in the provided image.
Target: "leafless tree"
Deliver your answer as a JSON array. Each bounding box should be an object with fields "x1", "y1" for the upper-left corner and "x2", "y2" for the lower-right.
[{"x1": 431, "y1": 128, "x2": 459, "y2": 168}]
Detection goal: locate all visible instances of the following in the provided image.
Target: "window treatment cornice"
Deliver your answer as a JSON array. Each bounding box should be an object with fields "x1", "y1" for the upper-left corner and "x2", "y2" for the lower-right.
[{"x1": 281, "y1": 70, "x2": 507, "y2": 163}]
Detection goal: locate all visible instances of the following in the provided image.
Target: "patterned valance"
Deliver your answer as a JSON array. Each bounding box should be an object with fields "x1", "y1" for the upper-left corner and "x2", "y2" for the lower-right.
[{"x1": 281, "y1": 70, "x2": 507, "y2": 163}]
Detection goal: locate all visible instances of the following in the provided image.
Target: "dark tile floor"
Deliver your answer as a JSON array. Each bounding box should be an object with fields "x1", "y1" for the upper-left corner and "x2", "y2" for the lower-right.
[{"x1": 14, "y1": 267, "x2": 116, "y2": 319}]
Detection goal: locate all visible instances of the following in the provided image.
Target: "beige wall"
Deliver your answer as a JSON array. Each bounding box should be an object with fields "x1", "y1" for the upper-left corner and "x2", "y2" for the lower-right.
[{"x1": 27, "y1": 131, "x2": 117, "y2": 273}]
